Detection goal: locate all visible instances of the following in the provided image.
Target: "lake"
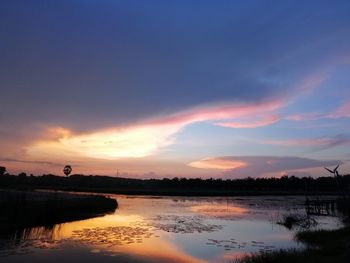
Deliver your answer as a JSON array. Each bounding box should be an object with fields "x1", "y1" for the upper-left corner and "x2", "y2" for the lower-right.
[{"x1": 0, "y1": 194, "x2": 342, "y2": 263}]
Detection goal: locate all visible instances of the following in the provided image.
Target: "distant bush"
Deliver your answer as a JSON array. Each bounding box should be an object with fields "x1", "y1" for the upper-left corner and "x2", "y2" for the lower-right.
[{"x1": 0, "y1": 166, "x2": 6, "y2": 176}]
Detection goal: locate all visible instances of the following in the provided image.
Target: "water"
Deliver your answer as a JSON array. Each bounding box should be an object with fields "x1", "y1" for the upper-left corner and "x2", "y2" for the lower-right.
[{"x1": 0, "y1": 195, "x2": 342, "y2": 263}]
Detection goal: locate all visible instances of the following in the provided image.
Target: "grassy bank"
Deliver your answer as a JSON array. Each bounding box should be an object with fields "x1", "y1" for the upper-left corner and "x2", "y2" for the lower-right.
[
  {"x1": 0, "y1": 190, "x2": 118, "y2": 231},
  {"x1": 236, "y1": 199, "x2": 350, "y2": 263}
]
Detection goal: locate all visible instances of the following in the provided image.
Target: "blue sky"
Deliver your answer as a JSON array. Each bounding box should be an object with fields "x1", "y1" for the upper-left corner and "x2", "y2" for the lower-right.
[{"x1": 0, "y1": 0, "x2": 350, "y2": 177}]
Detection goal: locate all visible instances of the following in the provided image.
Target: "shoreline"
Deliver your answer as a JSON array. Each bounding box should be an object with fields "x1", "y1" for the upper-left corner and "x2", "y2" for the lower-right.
[
  {"x1": 0, "y1": 189, "x2": 118, "y2": 230},
  {"x1": 13, "y1": 186, "x2": 344, "y2": 197}
]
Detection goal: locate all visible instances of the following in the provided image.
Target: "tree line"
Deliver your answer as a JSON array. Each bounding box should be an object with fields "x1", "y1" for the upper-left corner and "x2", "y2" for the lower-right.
[{"x1": 0, "y1": 169, "x2": 349, "y2": 195}]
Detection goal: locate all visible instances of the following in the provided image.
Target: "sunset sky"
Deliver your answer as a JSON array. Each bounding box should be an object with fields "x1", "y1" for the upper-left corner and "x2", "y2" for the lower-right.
[{"x1": 1, "y1": 0, "x2": 350, "y2": 178}]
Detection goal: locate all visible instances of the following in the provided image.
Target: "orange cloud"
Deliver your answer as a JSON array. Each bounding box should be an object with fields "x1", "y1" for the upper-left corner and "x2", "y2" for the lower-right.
[
  {"x1": 188, "y1": 156, "x2": 340, "y2": 178},
  {"x1": 27, "y1": 99, "x2": 284, "y2": 160},
  {"x1": 28, "y1": 123, "x2": 183, "y2": 160},
  {"x1": 188, "y1": 157, "x2": 247, "y2": 170}
]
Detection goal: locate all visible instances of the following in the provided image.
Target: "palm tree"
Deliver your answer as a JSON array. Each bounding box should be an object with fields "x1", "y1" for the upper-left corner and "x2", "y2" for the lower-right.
[{"x1": 63, "y1": 165, "x2": 72, "y2": 177}]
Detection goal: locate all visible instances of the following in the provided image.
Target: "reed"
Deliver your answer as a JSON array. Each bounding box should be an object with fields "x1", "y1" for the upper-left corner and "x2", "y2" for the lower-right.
[{"x1": 235, "y1": 198, "x2": 350, "y2": 263}]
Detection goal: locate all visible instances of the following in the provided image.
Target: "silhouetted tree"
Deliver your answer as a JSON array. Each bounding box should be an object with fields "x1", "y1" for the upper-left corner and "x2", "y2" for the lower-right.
[
  {"x1": 1, "y1": 167, "x2": 349, "y2": 194},
  {"x1": 0, "y1": 166, "x2": 6, "y2": 176},
  {"x1": 18, "y1": 172, "x2": 27, "y2": 177},
  {"x1": 63, "y1": 165, "x2": 72, "y2": 177}
]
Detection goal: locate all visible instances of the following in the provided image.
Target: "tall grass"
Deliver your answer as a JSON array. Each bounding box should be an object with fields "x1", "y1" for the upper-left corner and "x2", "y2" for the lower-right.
[
  {"x1": 235, "y1": 247, "x2": 349, "y2": 263},
  {"x1": 234, "y1": 198, "x2": 350, "y2": 263}
]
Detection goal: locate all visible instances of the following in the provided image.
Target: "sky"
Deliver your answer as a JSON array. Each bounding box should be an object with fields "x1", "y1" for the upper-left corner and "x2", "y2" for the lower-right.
[{"x1": 1, "y1": 0, "x2": 350, "y2": 178}]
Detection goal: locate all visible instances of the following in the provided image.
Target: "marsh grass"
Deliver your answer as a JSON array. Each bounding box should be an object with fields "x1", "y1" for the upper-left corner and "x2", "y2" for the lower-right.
[
  {"x1": 235, "y1": 198, "x2": 350, "y2": 263},
  {"x1": 277, "y1": 214, "x2": 317, "y2": 230},
  {"x1": 296, "y1": 226, "x2": 350, "y2": 247},
  {"x1": 235, "y1": 247, "x2": 349, "y2": 263}
]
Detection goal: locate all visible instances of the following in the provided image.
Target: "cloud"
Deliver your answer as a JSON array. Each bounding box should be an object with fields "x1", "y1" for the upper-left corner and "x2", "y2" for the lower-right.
[
  {"x1": 1, "y1": 1, "x2": 349, "y2": 133},
  {"x1": 27, "y1": 98, "x2": 284, "y2": 160},
  {"x1": 188, "y1": 156, "x2": 340, "y2": 178},
  {"x1": 28, "y1": 124, "x2": 182, "y2": 160},
  {"x1": 0, "y1": 157, "x2": 62, "y2": 167},
  {"x1": 1, "y1": 1, "x2": 350, "y2": 176},
  {"x1": 188, "y1": 158, "x2": 247, "y2": 170},
  {"x1": 297, "y1": 74, "x2": 329, "y2": 93},
  {"x1": 327, "y1": 101, "x2": 350, "y2": 119},
  {"x1": 215, "y1": 114, "x2": 279, "y2": 128},
  {"x1": 267, "y1": 134, "x2": 350, "y2": 150},
  {"x1": 286, "y1": 101, "x2": 350, "y2": 122},
  {"x1": 148, "y1": 98, "x2": 283, "y2": 126},
  {"x1": 285, "y1": 113, "x2": 322, "y2": 121}
]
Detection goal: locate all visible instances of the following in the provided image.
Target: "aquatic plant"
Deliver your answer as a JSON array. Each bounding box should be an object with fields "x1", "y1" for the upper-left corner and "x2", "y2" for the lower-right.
[{"x1": 277, "y1": 214, "x2": 317, "y2": 230}]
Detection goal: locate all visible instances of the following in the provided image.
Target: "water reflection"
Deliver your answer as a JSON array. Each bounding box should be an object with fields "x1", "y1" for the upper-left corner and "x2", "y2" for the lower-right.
[
  {"x1": 190, "y1": 204, "x2": 247, "y2": 219},
  {"x1": 0, "y1": 195, "x2": 343, "y2": 263},
  {"x1": 0, "y1": 225, "x2": 61, "y2": 257}
]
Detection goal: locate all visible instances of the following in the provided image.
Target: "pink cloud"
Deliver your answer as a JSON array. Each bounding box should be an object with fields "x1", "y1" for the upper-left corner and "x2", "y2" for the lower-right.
[
  {"x1": 14, "y1": 70, "x2": 339, "y2": 166},
  {"x1": 327, "y1": 101, "x2": 350, "y2": 118},
  {"x1": 267, "y1": 134, "x2": 350, "y2": 150},
  {"x1": 286, "y1": 101, "x2": 350, "y2": 122},
  {"x1": 27, "y1": 98, "x2": 285, "y2": 160},
  {"x1": 297, "y1": 74, "x2": 329, "y2": 93},
  {"x1": 215, "y1": 114, "x2": 279, "y2": 128},
  {"x1": 147, "y1": 98, "x2": 284, "y2": 126},
  {"x1": 268, "y1": 138, "x2": 332, "y2": 147},
  {"x1": 291, "y1": 53, "x2": 350, "y2": 95},
  {"x1": 285, "y1": 112, "x2": 322, "y2": 121}
]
